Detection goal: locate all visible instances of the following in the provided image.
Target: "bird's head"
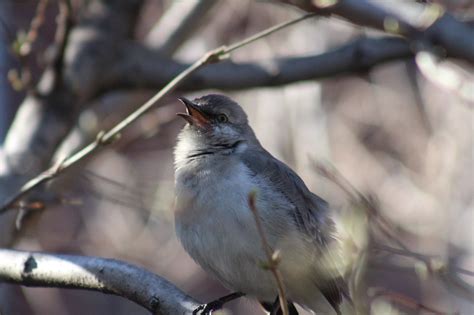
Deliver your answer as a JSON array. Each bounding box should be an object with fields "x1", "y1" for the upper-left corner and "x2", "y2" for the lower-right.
[{"x1": 176, "y1": 94, "x2": 257, "y2": 153}]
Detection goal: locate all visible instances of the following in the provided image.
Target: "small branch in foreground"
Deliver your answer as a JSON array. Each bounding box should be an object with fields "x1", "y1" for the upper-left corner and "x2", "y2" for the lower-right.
[
  {"x1": 0, "y1": 249, "x2": 200, "y2": 314},
  {"x1": 0, "y1": 13, "x2": 315, "y2": 215},
  {"x1": 248, "y1": 191, "x2": 289, "y2": 315},
  {"x1": 369, "y1": 289, "x2": 456, "y2": 315}
]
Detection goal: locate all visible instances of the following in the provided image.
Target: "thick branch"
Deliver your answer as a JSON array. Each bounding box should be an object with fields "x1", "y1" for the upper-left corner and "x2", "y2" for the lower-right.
[
  {"x1": 111, "y1": 36, "x2": 412, "y2": 91},
  {"x1": 0, "y1": 0, "x2": 144, "y2": 245},
  {"x1": 0, "y1": 249, "x2": 200, "y2": 314},
  {"x1": 282, "y1": 0, "x2": 474, "y2": 64},
  {"x1": 2, "y1": 0, "x2": 144, "y2": 172},
  {"x1": 145, "y1": 1, "x2": 218, "y2": 56}
]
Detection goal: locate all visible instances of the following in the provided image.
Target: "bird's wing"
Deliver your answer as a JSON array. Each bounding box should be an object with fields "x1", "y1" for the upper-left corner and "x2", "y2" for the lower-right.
[
  {"x1": 241, "y1": 147, "x2": 334, "y2": 244},
  {"x1": 241, "y1": 147, "x2": 347, "y2": 311}
]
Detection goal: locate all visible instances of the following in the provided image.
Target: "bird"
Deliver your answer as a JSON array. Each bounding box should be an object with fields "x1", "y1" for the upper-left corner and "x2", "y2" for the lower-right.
[{"x1": 173, "y1": 94, "x2": 349, "y2": 315}]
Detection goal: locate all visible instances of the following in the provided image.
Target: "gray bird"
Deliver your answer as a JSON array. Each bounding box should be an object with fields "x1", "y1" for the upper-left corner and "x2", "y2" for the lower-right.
[{"x1": 174, "y1": 94, "x2": 349, "y2": 315}]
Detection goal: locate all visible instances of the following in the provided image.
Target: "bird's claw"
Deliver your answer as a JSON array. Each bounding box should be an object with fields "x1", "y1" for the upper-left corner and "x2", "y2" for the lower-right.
[{"x1": 192, "y1": 300, "x2": 224, "y2": 315}]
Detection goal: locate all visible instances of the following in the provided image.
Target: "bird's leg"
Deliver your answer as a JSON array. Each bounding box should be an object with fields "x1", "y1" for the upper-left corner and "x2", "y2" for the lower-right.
[
  {"x1": 193, "y1": 292, "x2": 245, "y2": 315},
  {"x1": 269, "y1": 297, "x2": 280, "y2": 315},
  {"x1": 288, "y1": 302, "x2": 299, "y2": 315},
  {"x1": 265, "y1": 297, "x2": 299, "y2": 315}
]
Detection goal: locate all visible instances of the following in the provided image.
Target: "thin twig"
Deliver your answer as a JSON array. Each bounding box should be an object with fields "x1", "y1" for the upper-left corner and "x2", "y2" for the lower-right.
[
  {"x1": 0, "y1": 48, "x2": 222, "y2": 214},
  {"x1": 225, "y1": 13, "x2": 317, "y2": 54},
  {"x1": 0, "y1": 13, "x2": 315, "y2": 214},
  {"x1": 311, "y1": 161, "x2": 409, "y2": 250},
  {"x1": 248, "y1": 191, "x2": 289, "y2": 315},
  {"x1": 312, "y1": 161, "x2": 474, "y2": 303},
  {"x1": 9, "y1": 0, "x2": 50, "y2": 90},
  {"x1": 9, "y1": 0, "x2": 74, "y2": 229},
  {"x1": 370, "y1": 289, "x2": 457, "y2": 315},
  {"x1": 374, "y1": 243, "x2": 474, "y2": 278},
  {"x1": 52, "y1": 0, "x2": 74, "y2": 76},
  {"x1": 20, "y1": 0, "x2": 50, "y2": 56}
]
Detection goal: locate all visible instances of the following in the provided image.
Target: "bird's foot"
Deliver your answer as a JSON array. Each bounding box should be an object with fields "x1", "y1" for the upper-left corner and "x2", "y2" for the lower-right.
[
  {"x1": 192, "y1": 301, "x2": 223, "y2": 315},
  {"x1": 193, "y1": 292, "x2": 245, "y2": 315},
  {"x1": 261, "y1": 297, "x2": 299, "y2": 315}
]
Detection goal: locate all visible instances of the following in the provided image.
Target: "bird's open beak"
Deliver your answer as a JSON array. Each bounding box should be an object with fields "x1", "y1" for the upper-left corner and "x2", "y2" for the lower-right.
[{"x1": 177, "y1": 97, "x2": 210, "y2": 128}]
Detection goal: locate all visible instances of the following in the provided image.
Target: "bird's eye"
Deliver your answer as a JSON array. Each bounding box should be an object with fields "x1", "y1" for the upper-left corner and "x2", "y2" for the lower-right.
[{"x1": 216, "y1": 114, "x2": 228, "y2": 123}]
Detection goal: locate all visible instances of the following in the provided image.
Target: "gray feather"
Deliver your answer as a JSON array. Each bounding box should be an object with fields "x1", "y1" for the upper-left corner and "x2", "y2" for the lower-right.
[
  {"x1": 239, "y1": 145, "x2": 347, "y2": 308},
  {"x1": 240, "y1": 146, "x2": 334, "y2": 244}
]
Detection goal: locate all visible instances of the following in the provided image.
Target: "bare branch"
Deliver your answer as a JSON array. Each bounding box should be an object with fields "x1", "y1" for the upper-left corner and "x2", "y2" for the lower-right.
[
  {"x1": 0, "y1": 45, "x2": 225, "y2": 215},
  {"x1": 313, "y1": 161, "x2": 474, "y2": 303},
  {"x1": 0, "y1": 0, "x2": 145, "y2": 245},
  {"x1": 112, "y1": 36, "x2": 412, "y2": 91},
  {"x1": 8, "y1": 0, "x2": 50, "y2": 90},
  {"x1": 281, "y1": 0, "x2": 474, "y2": 64},
  {"x1": 248, "y1": 191, "x2": 289, "y2": 315},
  {"x1": 0, "y1": 249, "x2": 200, "y2": 314},
  {"x1": 373, "y1": 243, "x2": 474, "y2": 301},
  {"x1": 369, "y1": 289, "x2": 454, "y2": 315},
  {"x1": 0, "y1": 13, "x2": 314, "y2": 215},
  {"x1": 52, "y1": 0, "x2": 74, "y2": 76},
  {"x1": 145, "y1": 1, "x2": 218, "y2": 56}
]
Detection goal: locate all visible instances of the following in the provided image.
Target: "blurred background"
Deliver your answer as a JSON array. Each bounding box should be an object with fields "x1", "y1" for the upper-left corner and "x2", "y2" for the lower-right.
[{"x1": 0, "y1": 0, "x2": 473, "y2": 314}]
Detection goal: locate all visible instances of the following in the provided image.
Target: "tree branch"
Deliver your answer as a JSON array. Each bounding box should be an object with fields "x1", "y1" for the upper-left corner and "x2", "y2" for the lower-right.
[
  {"x1": 0, "y1": 0, "x2": 145, "y2": 245},
  {"x1": 248, "y1": 192, "x2": 289, "y2": 315},
  {"x1": 281, "y1": 0, "x2": 474, "y2": 64},
  {"x1": 369, "y1": 289, "x2": 452, "y2": 315},
  {"x1": 0, "y1": 249, "x2": 200, "y2": 314},
  {"x1": 1, "y1": 35, "x2": 413, "y2": 224},
  {"x1": 145, "y1": 0, "x2": 218, "y2": 56},
  {"x1": 111, "y1": 36, "x2": 412, "y2": 91},
  {"x1": 0, "y1": 13, "x2": 316, "y2": 215}
]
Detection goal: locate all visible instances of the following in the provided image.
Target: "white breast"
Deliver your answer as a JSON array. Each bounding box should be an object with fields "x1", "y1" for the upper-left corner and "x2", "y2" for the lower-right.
[{"x1": 175, "y1": 159, "x2": 278, "y2": 297}]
